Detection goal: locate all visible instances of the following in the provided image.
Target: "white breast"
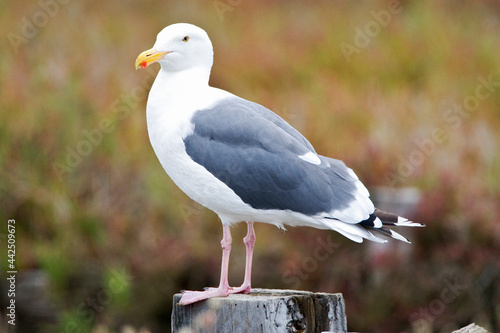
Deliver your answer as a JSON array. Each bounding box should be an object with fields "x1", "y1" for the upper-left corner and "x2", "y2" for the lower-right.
[{"x1": 146, "y1": 77, "x2": 253, "y2": 223}]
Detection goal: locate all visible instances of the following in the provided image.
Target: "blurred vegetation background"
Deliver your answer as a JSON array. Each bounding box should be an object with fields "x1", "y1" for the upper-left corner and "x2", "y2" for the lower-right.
[{"x1": 1, "y1": 0, "x2": 499, "y2": 332}]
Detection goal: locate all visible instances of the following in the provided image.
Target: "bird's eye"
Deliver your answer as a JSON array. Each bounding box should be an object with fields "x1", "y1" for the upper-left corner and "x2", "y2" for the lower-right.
[{"x1": 182, "y1": 36, "x2": 189, "y2": 42}]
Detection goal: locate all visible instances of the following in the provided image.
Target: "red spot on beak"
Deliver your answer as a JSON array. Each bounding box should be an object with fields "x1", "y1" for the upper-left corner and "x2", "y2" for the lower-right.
[{"x1": 140, "y1": 61, "x2": 147, "y2": 69}]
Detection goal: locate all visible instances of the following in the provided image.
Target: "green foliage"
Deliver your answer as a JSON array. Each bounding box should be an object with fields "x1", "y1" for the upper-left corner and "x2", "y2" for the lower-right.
[{"x1": 58, "y1": 310, "x2": 94, "y2": 333}]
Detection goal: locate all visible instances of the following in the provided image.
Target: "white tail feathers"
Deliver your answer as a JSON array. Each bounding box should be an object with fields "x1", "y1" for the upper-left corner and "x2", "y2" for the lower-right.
[
  {"x1": 321, "y1": 208, "x2": 424, "y2": 244},
  {"x1": 392, "y1": 216, "x2": 425, "y2": 227}
]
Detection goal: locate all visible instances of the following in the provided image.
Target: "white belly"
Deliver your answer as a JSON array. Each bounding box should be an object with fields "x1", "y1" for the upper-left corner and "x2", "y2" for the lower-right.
[{"x1": 146, "y1": 86, "x2": 251, "y2": 224}]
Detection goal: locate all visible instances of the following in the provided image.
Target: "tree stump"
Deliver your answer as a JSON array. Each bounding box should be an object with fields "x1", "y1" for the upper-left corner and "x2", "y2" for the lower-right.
[{"x1": 171, "y1": 288, "x2": 347, "y2": 333}]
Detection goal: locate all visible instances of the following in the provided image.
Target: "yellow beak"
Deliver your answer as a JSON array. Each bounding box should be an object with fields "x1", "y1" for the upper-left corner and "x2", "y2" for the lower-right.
[{"x1": 135, "y1": 48, "x2": 170, "y2": 70}]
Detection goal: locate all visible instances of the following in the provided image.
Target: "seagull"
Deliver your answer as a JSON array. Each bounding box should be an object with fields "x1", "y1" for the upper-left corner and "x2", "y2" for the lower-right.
[{"x1": 135, "y1": 23, "x2": 424, "y2": 305}]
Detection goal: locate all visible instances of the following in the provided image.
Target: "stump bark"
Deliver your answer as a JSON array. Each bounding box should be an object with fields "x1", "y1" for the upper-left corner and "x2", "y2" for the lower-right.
[{"x1": 171, "y1": 288, "x2": 347, "y2": 333}]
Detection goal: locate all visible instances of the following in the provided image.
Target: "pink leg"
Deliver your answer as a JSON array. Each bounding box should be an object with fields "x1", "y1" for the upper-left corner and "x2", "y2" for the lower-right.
[
  {"x1": 178, "y1": 225, "x2": 232, "y2": 305},
  {"x1": 230, "y1": 222, "x2": 255, "y2": 294}
]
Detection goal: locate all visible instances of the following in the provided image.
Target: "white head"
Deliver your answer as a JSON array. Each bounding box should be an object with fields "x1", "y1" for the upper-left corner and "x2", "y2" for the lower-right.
[{"x1": 135, "y1": 23, "x2": 214, "y2": 74}]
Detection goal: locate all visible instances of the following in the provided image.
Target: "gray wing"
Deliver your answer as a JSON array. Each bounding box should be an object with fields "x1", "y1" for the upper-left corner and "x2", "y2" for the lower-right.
[
  {"x1": 183, "y1": 96, "x2": 372, "y2": 221},
  {"x1": 234, "y1": 97, "x2": 316, "y2": 153}
]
